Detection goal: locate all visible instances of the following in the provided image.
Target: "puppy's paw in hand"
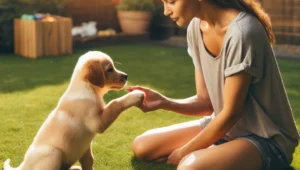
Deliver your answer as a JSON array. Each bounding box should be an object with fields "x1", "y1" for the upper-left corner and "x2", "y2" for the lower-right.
[
  {"x1": 69, "y1": 166, "x2": 83, "y2": 170},
  {"x1": 127, "y1": 90, "x2": 144, "y2": 107}
]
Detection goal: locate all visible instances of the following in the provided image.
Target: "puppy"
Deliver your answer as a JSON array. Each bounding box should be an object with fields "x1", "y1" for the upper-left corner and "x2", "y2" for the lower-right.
[{"x1": 4, "y1": 51, "x2": 144, "y2": 170}]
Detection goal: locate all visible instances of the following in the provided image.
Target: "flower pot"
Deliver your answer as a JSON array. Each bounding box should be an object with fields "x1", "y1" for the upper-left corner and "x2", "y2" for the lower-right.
[{"x1": 117, "y1": 11, "x2": 152, "y2": 34}]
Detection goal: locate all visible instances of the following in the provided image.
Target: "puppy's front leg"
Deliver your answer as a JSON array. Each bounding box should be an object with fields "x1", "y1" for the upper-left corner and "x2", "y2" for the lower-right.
[
  {"x1": 79, "y1": 145, "x2": 94, "y2": 170},
  {"x1": 98, "y1": 91, "x2": 144, "y2": 133},
  {"x1": 68, "y1": 145, "x2": 93, "y2": 170}
]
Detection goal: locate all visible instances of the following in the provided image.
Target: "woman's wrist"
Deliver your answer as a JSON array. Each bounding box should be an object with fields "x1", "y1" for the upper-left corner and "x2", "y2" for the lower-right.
[
  {"x1": 158, "y1": 96, "x2": 170, "y2": 110},
  {"x1": 179, "y1": 144, "x2": 192, "y2": 159}
]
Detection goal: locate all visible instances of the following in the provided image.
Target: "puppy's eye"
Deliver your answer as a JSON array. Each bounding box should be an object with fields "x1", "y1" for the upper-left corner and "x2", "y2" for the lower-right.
[{"x1": 107, "y1": 68, "x2": 114, "y2": 72}]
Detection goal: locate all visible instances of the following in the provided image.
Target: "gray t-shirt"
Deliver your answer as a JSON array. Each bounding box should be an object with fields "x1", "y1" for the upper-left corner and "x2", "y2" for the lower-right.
[{"x1": 187, "y1": 12, "x2": 299, "y2": 163}]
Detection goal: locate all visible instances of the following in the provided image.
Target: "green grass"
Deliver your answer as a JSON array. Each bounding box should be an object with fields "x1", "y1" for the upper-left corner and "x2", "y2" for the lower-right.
[{"x1": 0, "y1": 43, "x2": 299, "y2": 170}]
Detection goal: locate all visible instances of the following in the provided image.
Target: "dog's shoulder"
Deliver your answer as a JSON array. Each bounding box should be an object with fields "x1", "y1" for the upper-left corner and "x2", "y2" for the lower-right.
[{"x1": 58, "y1": 98, "x2": 103, "y2": 117}]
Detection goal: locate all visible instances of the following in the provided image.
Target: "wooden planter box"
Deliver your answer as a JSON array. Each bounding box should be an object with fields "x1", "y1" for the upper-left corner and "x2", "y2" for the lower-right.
[{"x1": 14, "y1": 16, "x2": 73, "y2": 58}]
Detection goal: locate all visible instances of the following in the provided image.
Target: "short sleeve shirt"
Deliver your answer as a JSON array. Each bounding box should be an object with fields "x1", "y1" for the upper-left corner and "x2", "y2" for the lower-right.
[{"x1": 187, "y1": 12, "x2": 299, "y2": 163}]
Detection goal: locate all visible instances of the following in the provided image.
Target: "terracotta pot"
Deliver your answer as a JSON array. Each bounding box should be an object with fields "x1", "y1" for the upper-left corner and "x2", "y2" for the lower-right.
[{"x1": 117, "y1": 11, "x2": 153, "y2": 34}]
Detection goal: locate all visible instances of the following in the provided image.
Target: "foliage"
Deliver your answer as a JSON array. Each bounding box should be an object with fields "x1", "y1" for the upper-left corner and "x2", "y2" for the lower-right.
[
  {"x1": 0, "y1": 0, "x2": 70, "y2": 53},
  {"x1": 149, "y1": 4, "x2": 174, "y2": 40},
  {"x1": 116, "y1": 0, "x2": 155, "y2": 12}
]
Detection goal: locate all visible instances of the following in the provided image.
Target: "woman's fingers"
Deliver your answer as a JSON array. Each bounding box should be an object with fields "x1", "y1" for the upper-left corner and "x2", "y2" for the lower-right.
[{"x1": 127, "y1": 86, "x2": 149, "y2": 93}]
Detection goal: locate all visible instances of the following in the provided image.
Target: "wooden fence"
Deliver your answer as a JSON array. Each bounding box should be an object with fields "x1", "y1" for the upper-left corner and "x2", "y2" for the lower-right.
[
  {"x1": 62, "y1": 0, "x2": 300, "y2": 45},
  {"x1": 263, "y1": 0, "x2": 300, "y2": 45},
  {"x1": 62, "y1": 0, "x2": 120, "y2": 31}
]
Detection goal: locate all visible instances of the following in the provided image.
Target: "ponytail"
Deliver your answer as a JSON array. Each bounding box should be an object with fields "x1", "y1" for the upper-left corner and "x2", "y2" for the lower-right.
[{"x1": 211, "y1": 0, "x2": 276, "y2": 45}]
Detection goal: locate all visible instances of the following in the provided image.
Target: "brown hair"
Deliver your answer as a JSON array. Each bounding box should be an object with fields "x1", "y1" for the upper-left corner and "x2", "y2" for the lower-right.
[{"x1": 211, "y1": 0, "x2": 275, "y2": 45}]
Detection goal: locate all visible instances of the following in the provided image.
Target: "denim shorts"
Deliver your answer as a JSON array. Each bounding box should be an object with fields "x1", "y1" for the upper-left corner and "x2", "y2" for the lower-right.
[
  {"x1": 199, "y1": 116, "x2": 290, "y2": 170},
  {"x1": 215, "y1": 135, "x2": 290, "y2": 170}
]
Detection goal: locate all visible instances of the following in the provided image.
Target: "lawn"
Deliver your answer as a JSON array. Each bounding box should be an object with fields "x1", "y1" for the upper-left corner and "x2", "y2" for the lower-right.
[{"x1": 0, "y1": 43, "x2": 299, "y2": 170}]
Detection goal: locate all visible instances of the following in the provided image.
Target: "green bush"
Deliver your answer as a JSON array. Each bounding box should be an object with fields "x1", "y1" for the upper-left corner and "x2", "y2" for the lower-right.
[
  {"x1": 0, "y1": 0, "x2": 70, "y2": 53},
  {"x1": 116, "y1": 0, "x2": 155, "y2": 12}
]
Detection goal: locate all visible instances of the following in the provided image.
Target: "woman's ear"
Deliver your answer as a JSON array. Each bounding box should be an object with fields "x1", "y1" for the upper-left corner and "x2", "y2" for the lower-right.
[{"x1": 81, "y1": 59, "x2": 105, "y2": 88}]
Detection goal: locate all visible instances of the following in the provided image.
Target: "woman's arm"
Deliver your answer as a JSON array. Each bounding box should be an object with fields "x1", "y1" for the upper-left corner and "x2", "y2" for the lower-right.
[
  {"x1": 168, "y1": 71, "x2": 252, "y2": 165},
  {"x1": 163, "y1": 69, "x2": 213, "y2": 116},
  {"x1": 127, "y1": 69, "x2": 213, "y2": 116}
]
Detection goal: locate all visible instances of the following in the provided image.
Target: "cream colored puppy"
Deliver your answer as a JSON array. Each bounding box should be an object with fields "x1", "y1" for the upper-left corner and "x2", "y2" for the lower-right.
[{"x1": 4, "y1": 51, "x2": 144, "y2": 170}]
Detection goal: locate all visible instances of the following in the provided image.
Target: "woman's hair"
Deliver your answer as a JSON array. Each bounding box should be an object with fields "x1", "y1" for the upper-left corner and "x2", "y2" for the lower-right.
[{"x1": 211, "y1": 0, "x2": 275, "y2": 45}]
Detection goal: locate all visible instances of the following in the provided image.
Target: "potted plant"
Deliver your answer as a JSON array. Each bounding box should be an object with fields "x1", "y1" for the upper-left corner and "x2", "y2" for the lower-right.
[{"x1": 114, "y1": 0, "x2": 155, "y2": 34}]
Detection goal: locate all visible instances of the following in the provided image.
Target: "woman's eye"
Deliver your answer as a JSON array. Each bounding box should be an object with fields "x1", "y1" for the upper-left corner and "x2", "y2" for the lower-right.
[
  {"x1": 168, "y1": 0, "x2": 175, "y2": 4},
  {"x1": 107, "y1": 68, "x2": 114, "y2": 72}
]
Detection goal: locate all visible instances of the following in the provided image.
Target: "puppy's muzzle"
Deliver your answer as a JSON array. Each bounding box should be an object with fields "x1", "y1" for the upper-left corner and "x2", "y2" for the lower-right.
[{"x1": 121, "y1": 74, "x2": 128, "y2": 81}]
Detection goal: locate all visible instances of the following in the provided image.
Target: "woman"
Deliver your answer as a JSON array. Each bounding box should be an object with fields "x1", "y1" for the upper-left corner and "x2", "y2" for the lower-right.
[{"x1": 127, "y1": 0, "x2": 299, "y2": 169}]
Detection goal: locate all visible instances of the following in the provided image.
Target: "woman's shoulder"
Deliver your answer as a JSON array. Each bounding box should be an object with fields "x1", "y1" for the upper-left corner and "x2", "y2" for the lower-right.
[
  {"x1": 187, "y1": 18, "x2": 202, "y2": 43},
  {"x1": 227, "y1": 12, "x2": 269, "y2": 45},
  {"x1": 187, "y1": 17, "x2": 200, "y2": 32},
  {"x1": 233, "y1": 12, "x2": 267, "y2": 39}
]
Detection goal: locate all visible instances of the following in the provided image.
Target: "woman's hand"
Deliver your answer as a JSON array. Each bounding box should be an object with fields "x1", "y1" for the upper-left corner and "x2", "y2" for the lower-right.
[
  {"x1": 127, "y1": 86, "x2": 167, "y2": 112},
  {"x1": 167, "y1": 147, "x2": 186, "y2": 165}
]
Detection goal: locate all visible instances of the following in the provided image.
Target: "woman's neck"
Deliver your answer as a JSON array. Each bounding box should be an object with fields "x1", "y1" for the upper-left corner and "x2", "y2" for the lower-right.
[{"x1": 196, "y1": 1, "x2": 240, "y2": 30}]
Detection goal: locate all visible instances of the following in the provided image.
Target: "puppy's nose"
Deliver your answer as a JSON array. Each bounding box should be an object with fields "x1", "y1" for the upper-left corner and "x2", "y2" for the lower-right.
[{"x1": 122, "y1": 74, "x2": 128, "y2": 81}]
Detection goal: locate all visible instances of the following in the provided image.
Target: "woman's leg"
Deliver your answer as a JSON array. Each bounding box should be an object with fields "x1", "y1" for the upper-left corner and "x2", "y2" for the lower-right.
[
  {"x1": 132, "y1": 120, "x2": 202, "y2": 162},
  {"x1": 178, "y1": 138, "x2": 263, "y2": 170}
]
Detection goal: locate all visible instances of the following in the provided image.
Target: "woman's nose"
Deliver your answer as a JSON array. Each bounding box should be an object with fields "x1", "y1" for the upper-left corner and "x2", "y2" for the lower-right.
[{"x1": 164, "y1": 5, "x2": 172, "y2": 16}]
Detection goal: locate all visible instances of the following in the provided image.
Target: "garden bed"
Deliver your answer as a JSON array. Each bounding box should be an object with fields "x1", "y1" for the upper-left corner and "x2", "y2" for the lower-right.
[{"x1": 73, "y1": 32, "x2": 150, "y2": 47}]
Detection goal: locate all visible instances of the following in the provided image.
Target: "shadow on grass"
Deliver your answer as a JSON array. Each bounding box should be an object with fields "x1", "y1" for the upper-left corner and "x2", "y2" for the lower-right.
[
  {"x1": 130, "y1": 156, "x2": 298, "y2": 170},
  {"x1": 130, "y1": 156, "x2": 175, "y2": 170},
  {"x1": 284, "y1": 167, "x2": 295, "y2": 170},
  {"x1": 0, "y1": 53, "x2": 80, "y2": 93}
]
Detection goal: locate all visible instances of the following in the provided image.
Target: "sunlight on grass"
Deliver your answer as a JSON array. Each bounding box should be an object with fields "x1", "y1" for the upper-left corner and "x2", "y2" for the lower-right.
[{"x1": 0, "y1": 43, "x2": 299, "y2": 170}]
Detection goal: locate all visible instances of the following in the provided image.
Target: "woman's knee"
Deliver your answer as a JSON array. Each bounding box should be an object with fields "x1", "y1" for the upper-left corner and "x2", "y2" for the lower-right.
[
  {"x1": 132, "y1": 135, "x2": 153, "y2": 160},
  {"x1": 177, "y1": 153, "x2": 206, "y2": 170}
]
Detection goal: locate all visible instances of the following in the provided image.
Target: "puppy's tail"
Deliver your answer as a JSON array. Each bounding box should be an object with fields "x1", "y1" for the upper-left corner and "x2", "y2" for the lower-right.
[{"x1": 4, "y1": 159, "x2": 18, "y2": 170}]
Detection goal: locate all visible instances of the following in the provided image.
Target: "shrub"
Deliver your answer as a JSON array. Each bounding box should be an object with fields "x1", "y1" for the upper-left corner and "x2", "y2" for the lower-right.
[
  {"x1": 0, "y1": 0, "x2": 70, "y2": 53},
  {"x1": 116, "y1": 0, "x2": 155, "y2": 12}
]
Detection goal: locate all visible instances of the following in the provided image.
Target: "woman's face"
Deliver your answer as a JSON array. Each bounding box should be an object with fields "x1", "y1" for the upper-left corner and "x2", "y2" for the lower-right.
[{"x1": 162, "y1": 0, "x2": 200, "y2": 26}]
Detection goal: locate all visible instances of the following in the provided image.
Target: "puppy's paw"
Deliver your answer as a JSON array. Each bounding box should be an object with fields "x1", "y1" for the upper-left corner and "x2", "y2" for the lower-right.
[
  {"x1": 69, "y1": 166, "x2": 82, "y2": 170},
  {"x1": 127, "y1": 90, "x2": 144, "y2": 106}
]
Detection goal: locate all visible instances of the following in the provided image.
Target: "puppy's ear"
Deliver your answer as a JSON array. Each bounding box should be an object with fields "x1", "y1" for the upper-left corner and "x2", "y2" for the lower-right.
[{"x1": 81, "y1": 60, "x2": 105, "y2": 88}]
